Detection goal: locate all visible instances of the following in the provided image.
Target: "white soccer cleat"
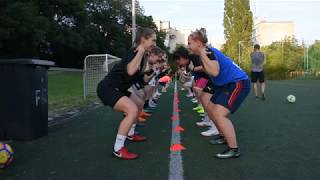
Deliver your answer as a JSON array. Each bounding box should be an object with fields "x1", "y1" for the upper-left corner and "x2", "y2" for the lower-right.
[
  {"x1": 149, "y1": 101, "x2": 157, "y2": 108},
  {"x1": 196, "y1": 121, "x2": 212, "y2": 127},
  {"x1": 191, "y1": 98, "x2": 198, "y2": 104},
  {"x1": 201, "y1": 128, "x2": 219, "y2": 137}
]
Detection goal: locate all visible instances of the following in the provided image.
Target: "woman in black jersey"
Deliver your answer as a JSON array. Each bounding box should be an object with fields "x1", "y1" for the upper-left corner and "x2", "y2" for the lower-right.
[{"x1": 97, "y1": 28, "x2": 161, "y2": 160}]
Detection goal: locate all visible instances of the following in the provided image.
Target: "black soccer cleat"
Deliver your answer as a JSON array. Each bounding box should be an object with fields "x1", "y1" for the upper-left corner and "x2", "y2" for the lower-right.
[
  {"x1": 209, "y1": 135, "x2": 226, "y2": 145},
  {"x1": 215, "y1": 147, "x2": 240, "y2": 159}
]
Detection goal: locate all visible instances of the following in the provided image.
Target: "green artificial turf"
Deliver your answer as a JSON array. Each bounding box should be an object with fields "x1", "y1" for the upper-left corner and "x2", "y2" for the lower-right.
[
  {"x1": 181, "y1": 80, "x2": 320, "y2": 180},
  {"x1": 1, "y1": 86, "x2": 173, "y2": 180},
  {"x1": 2, "y1": 80, "x2": 320, "y2": 180}
]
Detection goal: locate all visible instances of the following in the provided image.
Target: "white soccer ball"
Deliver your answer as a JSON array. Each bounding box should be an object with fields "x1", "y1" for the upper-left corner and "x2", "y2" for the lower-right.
[{"x1": 287, "y1": 95, "x2": 296, "y2": 103}]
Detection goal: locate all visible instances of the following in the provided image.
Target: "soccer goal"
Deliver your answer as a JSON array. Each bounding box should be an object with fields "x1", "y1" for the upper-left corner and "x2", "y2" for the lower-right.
[{"x1": 83, "y1": 54, "x2": 121, "y2": 99}]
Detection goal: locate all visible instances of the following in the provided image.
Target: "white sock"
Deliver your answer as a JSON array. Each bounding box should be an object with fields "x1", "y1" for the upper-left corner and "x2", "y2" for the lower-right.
[
  {"x1": 128, "y1": 123, "x2": 136, "y2": 136},
  {"x1": 114, "y1": 134, "x2": 126, "y2": 152},
  {"x1": 149, "y1": 99, "x2": 154, "y2": 106},
  {"x1": 204, "y1": 114, "x2": 210, "y2": 122}
]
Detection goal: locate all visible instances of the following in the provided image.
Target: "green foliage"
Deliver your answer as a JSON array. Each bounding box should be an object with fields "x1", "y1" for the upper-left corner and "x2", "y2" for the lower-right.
[
  {"x1": 309, "y1": 40, "x2": 320, "y2": 74},
  {"x1": 0, "y1": 1, "x2": 50, "y2": 57},
  {"x1": 260, "y1": 38, "x2": 304, "y2": 79},
  {"x1": 0, "y1": 0, "x2": 167, "y2": 67},
  {"x1": 223, "y1": 0, "x2": 253, "y2": 63}
]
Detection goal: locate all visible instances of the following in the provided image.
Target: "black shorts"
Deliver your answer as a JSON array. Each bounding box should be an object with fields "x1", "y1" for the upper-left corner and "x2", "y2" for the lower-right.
[
  {"x1": 251, "y1": 71, "x2": 265, "y2": 83},
  {"x1": 97, "y1": 82, "x2": 131, "y2": 108},
  {"x1": 203, "y1": 80, "x2": 215, "y2": 94}
]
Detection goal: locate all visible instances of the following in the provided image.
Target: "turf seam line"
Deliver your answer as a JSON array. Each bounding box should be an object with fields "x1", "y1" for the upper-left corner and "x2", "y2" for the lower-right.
[{"x1": 168, "y1": 80, "x2": 184, "y2": 180}]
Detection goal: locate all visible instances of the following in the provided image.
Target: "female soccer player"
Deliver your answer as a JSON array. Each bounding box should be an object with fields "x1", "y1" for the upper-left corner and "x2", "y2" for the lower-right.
[
  {"x1": 97, "y1": 27, "x2": 161, "y2": 160},
  {"x1": 188, "y1": 28, "x2": 250, "y2": 159},
  {"x1": 173, "y1": 47, "x2": 220, "y2": 137}
]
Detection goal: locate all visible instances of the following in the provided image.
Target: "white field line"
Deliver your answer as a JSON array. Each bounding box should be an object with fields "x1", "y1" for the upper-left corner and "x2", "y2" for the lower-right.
[{"x1": 168, "y1": 80, "x2": 184, "y2": 180}]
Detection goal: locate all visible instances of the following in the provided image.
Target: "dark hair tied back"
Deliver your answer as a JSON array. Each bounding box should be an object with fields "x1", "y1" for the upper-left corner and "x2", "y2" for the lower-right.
[{"x1": 134, "y1": 27, "x2": 155, "y2": 46}]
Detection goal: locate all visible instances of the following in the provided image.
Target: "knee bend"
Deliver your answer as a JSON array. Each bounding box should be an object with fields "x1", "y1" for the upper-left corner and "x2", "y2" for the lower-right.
[{"x1": 126, "y1": 106, "x2": 139, "y2": 118}]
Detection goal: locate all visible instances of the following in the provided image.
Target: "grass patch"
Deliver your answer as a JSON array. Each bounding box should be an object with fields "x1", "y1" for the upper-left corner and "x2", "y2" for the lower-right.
[{"x1": 48, "y1": 71, "x2": 97, "y2": 113}]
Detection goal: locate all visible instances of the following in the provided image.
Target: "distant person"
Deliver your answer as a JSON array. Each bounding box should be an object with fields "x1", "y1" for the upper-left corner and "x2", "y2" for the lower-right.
[{"x1": 251, "y1": 44, "x2": 266, "y2": 100}]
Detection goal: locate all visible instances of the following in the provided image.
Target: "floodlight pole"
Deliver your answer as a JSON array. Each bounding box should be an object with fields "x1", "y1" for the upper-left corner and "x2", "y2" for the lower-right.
[{"x1": 132, "y1": 0, "x2": 136, "y2": 44}]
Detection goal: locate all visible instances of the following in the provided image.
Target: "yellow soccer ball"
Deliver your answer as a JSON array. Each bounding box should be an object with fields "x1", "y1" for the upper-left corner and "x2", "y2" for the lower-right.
[{"x1": 0, "y1": 143, "x2": 14, "y2": 169}]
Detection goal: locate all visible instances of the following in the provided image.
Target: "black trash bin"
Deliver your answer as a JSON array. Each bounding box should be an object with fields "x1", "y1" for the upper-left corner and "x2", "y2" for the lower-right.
[{"x1": 0, "y1": 59, "x2": 55, "y2": 141}]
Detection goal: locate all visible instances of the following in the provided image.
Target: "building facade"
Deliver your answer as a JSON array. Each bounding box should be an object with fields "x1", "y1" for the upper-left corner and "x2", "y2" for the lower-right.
[
  {"x1": 155, "y1": 20, "x2": 191, "y2": 52},
  {"x1": 253, "y1": 20, "x2": 295, "y2": 46}
]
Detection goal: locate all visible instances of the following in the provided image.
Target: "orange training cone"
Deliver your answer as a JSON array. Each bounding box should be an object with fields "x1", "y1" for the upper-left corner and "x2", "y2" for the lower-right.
[
  {"x1": 170, "y1": 144, "x2": 186, "y2": 151},
  {"x1": 174, "y1": 125, "x2": 184, "y2": 132},
  {"x1": 171, "y1": 115, "x2": 179, "y2": 121}
]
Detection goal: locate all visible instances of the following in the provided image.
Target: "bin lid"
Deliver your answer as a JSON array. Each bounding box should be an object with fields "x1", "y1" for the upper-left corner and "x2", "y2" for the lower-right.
[{"x1": 0, "y1": 59, "x2": 55, "y2": 66}]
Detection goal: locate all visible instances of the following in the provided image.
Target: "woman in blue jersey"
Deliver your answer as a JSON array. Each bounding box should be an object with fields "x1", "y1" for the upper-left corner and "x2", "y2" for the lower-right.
[{"x1": 188, "y1": 28, "x2": 250, "y2": 159}]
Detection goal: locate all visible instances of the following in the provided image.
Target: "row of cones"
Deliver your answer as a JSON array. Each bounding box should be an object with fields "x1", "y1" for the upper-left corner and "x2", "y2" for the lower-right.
[{"x1": 170, "y1": 94, "x2": 186, "y2": 152}]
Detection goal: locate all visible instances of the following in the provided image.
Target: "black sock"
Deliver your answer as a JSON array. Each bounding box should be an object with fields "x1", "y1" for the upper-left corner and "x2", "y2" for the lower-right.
[{"x1": 229, "y1": 147, "x2": 239, "y2": 151}]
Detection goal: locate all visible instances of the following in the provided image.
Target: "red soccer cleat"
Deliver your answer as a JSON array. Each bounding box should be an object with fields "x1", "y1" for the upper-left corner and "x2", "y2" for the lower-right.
[
  {"x1": 113, "y1": 147, "x2": 138, "y2": 160},
  {"x1": 127, "y1": 134, "x2": 147, "y2": 142}
]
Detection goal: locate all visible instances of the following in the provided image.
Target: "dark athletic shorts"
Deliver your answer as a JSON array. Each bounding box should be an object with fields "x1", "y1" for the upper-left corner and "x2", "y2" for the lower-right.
[
  {"x1": 97, "y1": 82, "x2": 131, "y2": 108},
  {"x1": 203, "y1": 80, "x2": 215, "y2": 94},
  {"x1": 210, "y1": 79, "x2": 250, "y2": 114},
  {"x1": 251, "y1": 71, "x2": 265, "y2": 83}
]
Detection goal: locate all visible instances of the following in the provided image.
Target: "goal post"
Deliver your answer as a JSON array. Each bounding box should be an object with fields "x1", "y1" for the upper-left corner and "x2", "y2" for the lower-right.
[{"x1": 83, "y1": 54, "x2": 121, "y2": 99}]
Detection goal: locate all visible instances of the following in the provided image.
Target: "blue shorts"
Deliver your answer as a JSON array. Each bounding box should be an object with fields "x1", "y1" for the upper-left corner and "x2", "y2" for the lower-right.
[{"x1": 210, "y1": 79, "x2": 250, "y2": 114}]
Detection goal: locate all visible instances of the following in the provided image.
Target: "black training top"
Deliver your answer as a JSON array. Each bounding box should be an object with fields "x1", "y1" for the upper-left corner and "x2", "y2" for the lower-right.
[
  {"x1": 189, "y1": 54, "x2": 208, "y2": 79},
  {"x1": 101, "y1": 48, "x2": 145, "y2": 91}
]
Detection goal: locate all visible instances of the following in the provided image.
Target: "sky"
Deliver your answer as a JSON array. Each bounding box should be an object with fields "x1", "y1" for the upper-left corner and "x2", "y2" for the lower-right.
[{"x1": 139, "y1": 0, "x2": 320, "y2": 44}]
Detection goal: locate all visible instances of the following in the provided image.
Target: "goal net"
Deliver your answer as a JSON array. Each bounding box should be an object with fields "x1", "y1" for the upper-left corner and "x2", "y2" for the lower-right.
[{"x1": 83, "y1": 54, "x2": 121, "y2": 99}]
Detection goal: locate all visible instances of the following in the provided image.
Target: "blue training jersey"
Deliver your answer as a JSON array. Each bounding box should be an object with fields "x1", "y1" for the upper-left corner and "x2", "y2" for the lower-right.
[{"x1": 208, "y1": 47, "x2": 248, "y2": 86}]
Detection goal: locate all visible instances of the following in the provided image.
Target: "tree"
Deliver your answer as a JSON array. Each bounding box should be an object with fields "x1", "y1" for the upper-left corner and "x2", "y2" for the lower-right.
[
  {"x1": 261, "y1": 38, "x2": 304, "y2": 79},
  {"x1": 309, "y1": 40, "x2": 320, "y2": 74},
  {"x1": 0, "y1": 0, "x2": 167, "y2": 67},
  {"x1": 223, "y1": 0, "x2": 253, "y2": 65},
  {"x1": 0, "y1": 1, "x2": 50, "y2": 58}
]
